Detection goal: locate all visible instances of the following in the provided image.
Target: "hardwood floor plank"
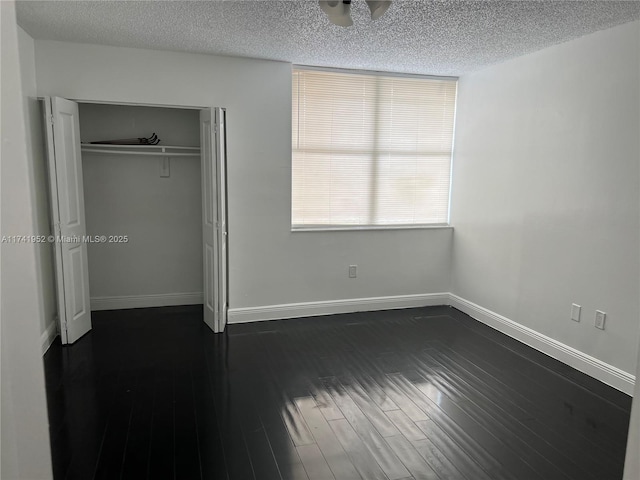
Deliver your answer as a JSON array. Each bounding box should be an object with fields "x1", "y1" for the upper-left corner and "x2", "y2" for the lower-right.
[
  {"x1": 351, "y1": 372, "x2": 399, "y2": 412},
  {"x1": 328, "y1": 419, "x2": 388, "y2": 480},
  {"x1": 173, "y1": 365, "x2": 203, "y2": 480},
  {"x1": 373, "y1": 375, "x2": 430, "y2": 423},
  {"x1": 308, "y1": 383, "x2": 346, "y2": 422},
  {"x1": 385, "y1": 409, "x2": 426, "y2": 442},
  {"x1": 119, "y1": 367, "x2": 157, "y2": 479},
  {"x1": 296, "y1": 444, "x2": 335, "y2": 480},
  {"x1": 323, "y1": 377, "x2": 410, "y2": 479},
  {"x1": 385, "y1": 434, "x2": 439, "y2": 480},
  {"x1": 207, "y1": 376, "x2": 256, "y2": 480},
  {"x1": 414, "y1": 418, "x2": 492, "y2": 480},
  {"x1": 280, "y1": 397, "x2": 317, "y2": 447},
  {"x1": 336, "y1": 375, "x2": 401, "y2": 438},
  {"x1": 191, "y1": 370, "x2": 229, "y2": 480},
  {"x1": 294, "y1": 397, "x2": 361, "y2": 480},
  {"x1": 411, "y1": 437, "x2": 467, "y2": 480},
  {"x1": 145, "y1": 366, "x2": 175, "y2": 480}
]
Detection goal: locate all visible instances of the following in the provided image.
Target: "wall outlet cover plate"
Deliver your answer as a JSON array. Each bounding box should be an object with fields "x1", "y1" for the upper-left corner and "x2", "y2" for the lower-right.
[{"x1": 571, "y1": 303, "x2": 581, "y2": 322}]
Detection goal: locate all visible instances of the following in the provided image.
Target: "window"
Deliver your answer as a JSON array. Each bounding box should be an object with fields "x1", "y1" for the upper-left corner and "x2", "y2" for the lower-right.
[{"x1": 292, "y1": 67, "x2": 457, "y2": 229}]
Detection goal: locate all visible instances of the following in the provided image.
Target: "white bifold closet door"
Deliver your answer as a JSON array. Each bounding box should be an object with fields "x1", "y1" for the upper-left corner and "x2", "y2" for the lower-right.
[
  {"x1": 200, "y1": 107, "x2": 228, "y2": 333},
  {"x1": 44, "y1": 96, "x2": 92, "y2": 344},
  {"x1": 45, "y1": 98, "x2": 229, "y2": 343}
]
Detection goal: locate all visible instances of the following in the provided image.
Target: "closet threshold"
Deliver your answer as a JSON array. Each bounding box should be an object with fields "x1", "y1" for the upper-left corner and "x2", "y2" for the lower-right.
[{"x1": 81, "y1": 144, "x2": 201, "y2": 157}]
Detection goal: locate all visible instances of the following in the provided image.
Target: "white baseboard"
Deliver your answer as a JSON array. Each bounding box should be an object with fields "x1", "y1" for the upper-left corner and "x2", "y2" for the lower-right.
[
  {"x1": 227, "y1": 293, "x2": 450, "y2": 324},
  {"x1": 90, "y1": 292, "x2": 203, "y2": 311},
  {"x1": 448, "y1": 294, "x2": 636, "y2": 395},
  {"x1": 40, "y1": 320, "x2": 58, "y2": 355}
]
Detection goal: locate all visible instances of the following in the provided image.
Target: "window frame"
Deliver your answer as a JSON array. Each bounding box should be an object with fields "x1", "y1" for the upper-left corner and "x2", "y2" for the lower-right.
[{"x1": 291, "y1": 65, "x2": 458, "y2": 232}]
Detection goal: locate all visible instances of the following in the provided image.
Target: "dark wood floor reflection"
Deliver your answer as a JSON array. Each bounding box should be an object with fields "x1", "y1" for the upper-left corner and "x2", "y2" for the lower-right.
[{"x1": 44, "y1": 305, "x2": 632, "y2": 480}]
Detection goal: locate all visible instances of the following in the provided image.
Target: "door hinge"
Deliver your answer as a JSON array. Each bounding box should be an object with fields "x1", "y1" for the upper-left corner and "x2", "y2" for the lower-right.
[
  {"x1": 50, "y1": 115, "x2": 55, "y2": 126},
  {"x1": 214, "y1": 124, "x2": 218, "y2": 134}
]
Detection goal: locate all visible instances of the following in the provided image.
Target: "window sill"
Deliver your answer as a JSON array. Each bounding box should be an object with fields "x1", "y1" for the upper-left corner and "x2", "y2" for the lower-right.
[{"x1": 291, "y1": 224, "x2": 453, "y2": 232}]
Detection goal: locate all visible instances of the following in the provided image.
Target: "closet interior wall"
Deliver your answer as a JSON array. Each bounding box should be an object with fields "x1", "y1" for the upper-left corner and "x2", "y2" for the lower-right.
[{"x1": 79, "y1": 104, "x2": 203, "y2": 307}]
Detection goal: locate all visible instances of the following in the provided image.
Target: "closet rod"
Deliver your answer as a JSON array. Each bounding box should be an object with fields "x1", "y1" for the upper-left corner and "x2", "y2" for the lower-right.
[
  {"x1": 81, "y1": 144, "x2": 200, "y2": 150},
  {"x1": 81, "y1": 148, "x2": 200, "y2": 157}
]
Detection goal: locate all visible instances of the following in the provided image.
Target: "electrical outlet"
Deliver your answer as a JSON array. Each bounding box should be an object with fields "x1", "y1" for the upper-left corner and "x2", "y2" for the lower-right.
[
  {"x1": 348, "y1": 265, "x2": 357, "y2": 278},
  {"x1": 595, "y1": 310, "x2": 606, "y2": 330},
  {"x1": 570, "y1": 304, "x2": 581, "y2": 322}
]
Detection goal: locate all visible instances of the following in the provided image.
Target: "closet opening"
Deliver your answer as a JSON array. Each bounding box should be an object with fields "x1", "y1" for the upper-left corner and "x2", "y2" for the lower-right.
[{"x1": 43, "y1": 98, "x2": 228, "y2": 345}]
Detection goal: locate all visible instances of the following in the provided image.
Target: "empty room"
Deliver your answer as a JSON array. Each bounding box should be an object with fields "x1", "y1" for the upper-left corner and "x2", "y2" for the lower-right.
[{"x1": 2, "y1": 1, "x2": 640, "y2": 479}]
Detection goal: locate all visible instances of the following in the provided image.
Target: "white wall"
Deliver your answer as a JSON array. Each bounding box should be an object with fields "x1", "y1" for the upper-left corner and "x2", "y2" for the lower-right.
[
  {"x1": 0, "y1": 2, "x2": 53, "y2": 478},
  {"x1": 79, "y1": 104, "x2": 203, "y2": 301},
  {"x1": 451, "y1": 21, "x2": 640, "y2": 374},
  {"x1": 624, "y1": 336, "x2": 640, "y2": 479},
  {"x1": 17, "y1": 26, "x2": 58, "y2": 349},
  {"x1": 33, "y1": 40, "x2": 453, "y2": 311},
  {"x1": 624, "y1": 70, "x2": 640, "y2": 473}
]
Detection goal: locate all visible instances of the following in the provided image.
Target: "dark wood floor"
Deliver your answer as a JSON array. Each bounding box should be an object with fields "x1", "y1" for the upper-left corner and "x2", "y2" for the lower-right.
[{"x1": 43, "y1": 305, "x2": 632, "y2": 480}]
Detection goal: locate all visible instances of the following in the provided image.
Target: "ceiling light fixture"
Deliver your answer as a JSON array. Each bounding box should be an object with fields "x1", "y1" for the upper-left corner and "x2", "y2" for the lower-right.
[
  {"x1": 319, "y1": 0, "x2": 353, "y2": 27},
  {"x1": 365, "y1": 1, "x2": 392, "y2": 20},
  {"x1": 319, "y1": 0, "x2": 392, "y2": 27}
]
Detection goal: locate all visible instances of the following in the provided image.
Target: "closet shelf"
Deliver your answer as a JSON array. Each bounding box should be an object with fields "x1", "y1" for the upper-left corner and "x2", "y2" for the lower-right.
[{"x1": 81, "y1": 144, "x2": 201, "y2": 157}]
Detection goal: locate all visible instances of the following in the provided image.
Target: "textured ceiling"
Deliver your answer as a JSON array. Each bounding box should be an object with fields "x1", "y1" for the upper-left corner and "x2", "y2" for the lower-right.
[{"x1": 16, "y1": 0, "x2": 640, "y2": 76}]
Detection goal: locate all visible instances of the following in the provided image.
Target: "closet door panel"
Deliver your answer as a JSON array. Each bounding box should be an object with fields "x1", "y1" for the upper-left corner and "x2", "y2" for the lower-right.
[
  {"x1": 214, "y1": 107, "x2": 228, "y2": 332},
  {"x1": 200, "y1": 108, "x2": 218, "y2": 332},
  {"x1": 45, "y1": 96, "x2": 92, "y2": 344}
]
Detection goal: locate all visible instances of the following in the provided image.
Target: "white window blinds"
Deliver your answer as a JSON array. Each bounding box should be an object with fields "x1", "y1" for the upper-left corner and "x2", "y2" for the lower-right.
[{"x1": 292, "y1": 68, "x2": 457, "y2": 228}]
